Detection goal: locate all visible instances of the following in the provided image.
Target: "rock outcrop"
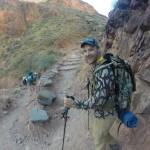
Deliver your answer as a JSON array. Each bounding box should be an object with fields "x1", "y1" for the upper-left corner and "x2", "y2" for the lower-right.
[
  {"x1": 101, "y1": 0, "x2": 150, "y2": 149},
  {"x1": 0, "y1": 0, "x2": 27, "y2": 36},
  {"x1": 0, "y1": 0, "x2": 42, "y2": 37},
  {"x1": 19, "y1": 0, "x2": 47, "y2": 3},
  {"x1": 0, "y1": 0, "x2": 97, "y2": 37}
]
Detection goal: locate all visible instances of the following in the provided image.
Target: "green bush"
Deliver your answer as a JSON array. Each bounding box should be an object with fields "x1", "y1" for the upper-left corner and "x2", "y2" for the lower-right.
[
  {"x1": 35, "y1": 52, "x2": 57, "y2": 70},
  {"x1": 9, "y1": 51, "x2": 59, "y2": 73}
]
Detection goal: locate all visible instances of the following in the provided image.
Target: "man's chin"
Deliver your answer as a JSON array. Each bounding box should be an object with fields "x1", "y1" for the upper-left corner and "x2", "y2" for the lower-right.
[{"x1": 85, "y1": 59, "x2": 95, "y2": 65}]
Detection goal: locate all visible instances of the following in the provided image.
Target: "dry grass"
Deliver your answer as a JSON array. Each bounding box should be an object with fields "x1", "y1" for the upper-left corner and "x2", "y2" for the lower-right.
[
  {"x1": 0, "y1": 76, "x2": 18, "y2": 89},
  {"x1": 0, "y1": 89, "x2": 12, "y2": 115}
]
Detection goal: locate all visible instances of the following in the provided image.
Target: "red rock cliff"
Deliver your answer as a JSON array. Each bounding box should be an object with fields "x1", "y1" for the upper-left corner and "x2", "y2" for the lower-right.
[{"x1": 100, "y1": 0, "x2": 150, "y2": 149}]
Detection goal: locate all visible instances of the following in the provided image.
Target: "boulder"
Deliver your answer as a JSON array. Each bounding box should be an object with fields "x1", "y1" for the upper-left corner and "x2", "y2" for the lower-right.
[
  {"x1": 117, "y1": 0, "x2": 131, "y2": 9},
  {"x1": 108, "y1": 8, "x2": 130, "y2": 29},
  {"x1": 29, "y1": 109, "x2": 49, "y2": 122},
  {"x1": 39, "y1": 71, "x2": 55, "y2": 87},
  {"x1": 124, "y1": 11, "x2": 142, "y2": 34},
  {"x1": 140, "y1": 5, "x2": 150, "y2": 31},
  {"x1": 141, "y1": 69, "x2": 150, "y2": 83},
  {"x1": 139, "y1": 58, "x2": 150, "y2": 83},
  {"x1": 40, "y1": 71, "x2": 55, "y2": 79},
  {"x1": 40, "y1": 78, "x2": 52, "y2": 87},
  {"x1": 130, "y1": 0, "x2": 142, "y2": 9},
  {"x1": 37, "y1": 90, "x2": 56, "y2": 106}
]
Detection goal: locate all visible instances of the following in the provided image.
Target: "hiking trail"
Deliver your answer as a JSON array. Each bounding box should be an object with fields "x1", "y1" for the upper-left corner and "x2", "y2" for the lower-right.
[{"x1": 0, "y1": 47, "x2": 95, "y2": 150}]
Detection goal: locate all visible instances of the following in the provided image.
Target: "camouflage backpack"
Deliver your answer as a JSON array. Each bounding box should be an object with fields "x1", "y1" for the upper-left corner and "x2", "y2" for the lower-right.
[{"x1": 103, "y1": 53, "x2": 136, "y2": 114}]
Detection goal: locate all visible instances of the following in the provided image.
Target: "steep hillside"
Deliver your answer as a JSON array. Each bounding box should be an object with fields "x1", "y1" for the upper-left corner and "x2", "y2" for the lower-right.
[
  {"x1": 19, "y1": 0, "x2": 96, "y2": 13},
  {"x1": 0, "y1": 0, "x2": 107, "y2": 88},
  {"x1": 19, "y1": 0, "x2": 47, "y2": 3},
  {"x1": 99, "y1": 0, "x2": 150, "y2": 149}
]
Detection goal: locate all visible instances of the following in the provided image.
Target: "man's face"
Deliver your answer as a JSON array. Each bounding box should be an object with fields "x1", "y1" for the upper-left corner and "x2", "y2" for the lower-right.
[{"x1": 82, "y1": 44, "x2": 100, "y2": 65}]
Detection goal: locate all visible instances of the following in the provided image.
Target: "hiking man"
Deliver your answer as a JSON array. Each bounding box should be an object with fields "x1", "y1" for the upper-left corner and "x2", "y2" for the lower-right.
[
  {"x1": 27, "y1": 71, "x2": 34, "y2": 86},
  {"x1": 64, "y1": 38, "x2": 118, "y2": 150},
  {"x1": 22, "y1": 76, "x2": 27, "y2": 86}
]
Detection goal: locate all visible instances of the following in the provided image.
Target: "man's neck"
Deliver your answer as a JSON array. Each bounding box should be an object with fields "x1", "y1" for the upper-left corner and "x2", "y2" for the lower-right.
[{"x1": 97, "y1": 56, "x2": 103, "y2": 62}]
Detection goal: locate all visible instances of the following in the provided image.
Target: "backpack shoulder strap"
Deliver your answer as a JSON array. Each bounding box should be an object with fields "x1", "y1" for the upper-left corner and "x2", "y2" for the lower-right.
[{"x1": 93, "y1": 54, "x2": 114, "y2": 74}]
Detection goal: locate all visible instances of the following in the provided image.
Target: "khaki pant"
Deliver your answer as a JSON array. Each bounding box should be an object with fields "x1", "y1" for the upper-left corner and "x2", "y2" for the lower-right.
[{"x1": 93, "y1": 116, "x2": 116, "y2": 150}]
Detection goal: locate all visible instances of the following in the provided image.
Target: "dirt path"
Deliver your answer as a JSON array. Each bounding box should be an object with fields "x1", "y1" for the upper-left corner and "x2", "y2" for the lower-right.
[
  {"x1": 0, "y1": 48, "x2": 95, "y2": 150},
  {"x1": 47, "y1": 50, "x2": 95, "y2": 150},
  {"x1": 0, "y1": 88, "x2": 32, "y2": 150}
]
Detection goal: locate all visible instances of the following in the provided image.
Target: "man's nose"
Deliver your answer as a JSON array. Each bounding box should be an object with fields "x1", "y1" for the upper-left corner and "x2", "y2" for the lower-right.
[{"x1": 85, "y1": 51, "x2": 90, "y2": 56}]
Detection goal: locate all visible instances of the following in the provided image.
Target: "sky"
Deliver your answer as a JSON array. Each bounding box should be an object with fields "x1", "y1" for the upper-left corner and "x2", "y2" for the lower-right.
[{"x1": 82, "y1": 0, "x2": 117, "y2": 16}]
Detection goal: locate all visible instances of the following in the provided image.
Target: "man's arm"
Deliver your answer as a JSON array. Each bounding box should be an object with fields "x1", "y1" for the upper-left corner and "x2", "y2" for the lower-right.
[{"x1": 73, "y1": 65, "x2": 114, "y2": 110}]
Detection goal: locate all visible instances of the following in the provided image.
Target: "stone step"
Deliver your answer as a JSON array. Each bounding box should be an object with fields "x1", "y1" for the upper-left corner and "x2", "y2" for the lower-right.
[
  {"x1": 37, "y1": 90, "x2": 56, "y2": 106},
  {"x1": 29, "y1": 109, "x2": 49, "y2": 122},
  {"x1": 58, "y1": 65, "x2": 80, "y2": 71},
  {"x1": 50, "y1": 68, "x2": 59, "y2": 74},
  {"x1": 69, "y1": 56, "x2": 82, "y2": 59},
  {"x1": 64, "y1": 59, "x2": 82, "y2": 62},
  {"x1": 63, "y1": 61, "x2": 80, "y2": 66},
  {"x1": 40, "y1": 79, "x2": 52, "y2": 87}
]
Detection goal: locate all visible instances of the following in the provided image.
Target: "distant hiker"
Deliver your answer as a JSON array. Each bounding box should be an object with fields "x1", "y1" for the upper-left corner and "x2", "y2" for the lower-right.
[
  {"x1": 27, "y1": 71, "x2": 35, "y2": 86},
  {"x1": 26, "y1": 71, "x2": 35, "y2": 91},
  {"x1": 64, "y1": 38, "x2": 137, "y2": 150},
  {"x1": 22, "y1": 76, "x2": 27, "y2": 86}
]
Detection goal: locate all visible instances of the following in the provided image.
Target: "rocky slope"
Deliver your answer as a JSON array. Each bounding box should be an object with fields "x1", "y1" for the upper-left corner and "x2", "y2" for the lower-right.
[
  {"x1": 19, "y1": 0, "x2": 47, "y2": 3},
  {"x1": 0, "y1": 0, "x2": 102, "y2": 38},
  {"x1": 100, "y1": 0, "x2": 150, "y2": 149},
  {"x1": 19, "y1": 0, "x2": 96, "y2": 13},
  {"x1": 0, "y1": 0, "x2": 26, "y2": 36},
  {"x1": 0, "y1": 0, "x2": 40, "y2": 37}
]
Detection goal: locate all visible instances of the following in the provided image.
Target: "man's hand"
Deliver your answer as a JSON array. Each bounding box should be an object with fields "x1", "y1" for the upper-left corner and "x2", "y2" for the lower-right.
[{"x1": 64, "y1": 96, "x2": 74, "y2": 108}]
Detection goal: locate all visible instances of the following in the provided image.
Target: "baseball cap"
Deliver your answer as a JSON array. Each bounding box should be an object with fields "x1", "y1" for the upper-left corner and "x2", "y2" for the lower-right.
[{"x1": 81, "y1": 38, "x2": 99, "y2": 49}]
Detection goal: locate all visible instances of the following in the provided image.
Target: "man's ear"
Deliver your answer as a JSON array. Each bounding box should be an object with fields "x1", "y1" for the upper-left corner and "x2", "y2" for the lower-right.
[{"x1": 97, "y1": 48, "x2": 101, "y2": 54}]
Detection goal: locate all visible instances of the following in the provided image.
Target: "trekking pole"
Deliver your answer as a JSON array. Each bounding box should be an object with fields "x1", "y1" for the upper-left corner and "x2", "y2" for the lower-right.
[
  {"x1": 61, "y1": 107, "x2": 69, "y2": 150},
  {"x1": 61, "y1": 95, "x2": 75, "y2": 150},
  {"x1": 87, "y1": 78, "x2": 90, "y2": 130}
]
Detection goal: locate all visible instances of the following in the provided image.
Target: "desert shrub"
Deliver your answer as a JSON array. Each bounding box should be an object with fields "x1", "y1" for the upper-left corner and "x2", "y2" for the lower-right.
[{"x1": 35, "y1": 51, "x2": 57, "y2": 70}]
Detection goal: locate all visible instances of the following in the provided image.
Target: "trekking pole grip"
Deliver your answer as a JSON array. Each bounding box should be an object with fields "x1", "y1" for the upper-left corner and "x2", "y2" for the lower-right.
[{"x1": 65, "y1": 95, "x2": 75, "y2": 101}]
